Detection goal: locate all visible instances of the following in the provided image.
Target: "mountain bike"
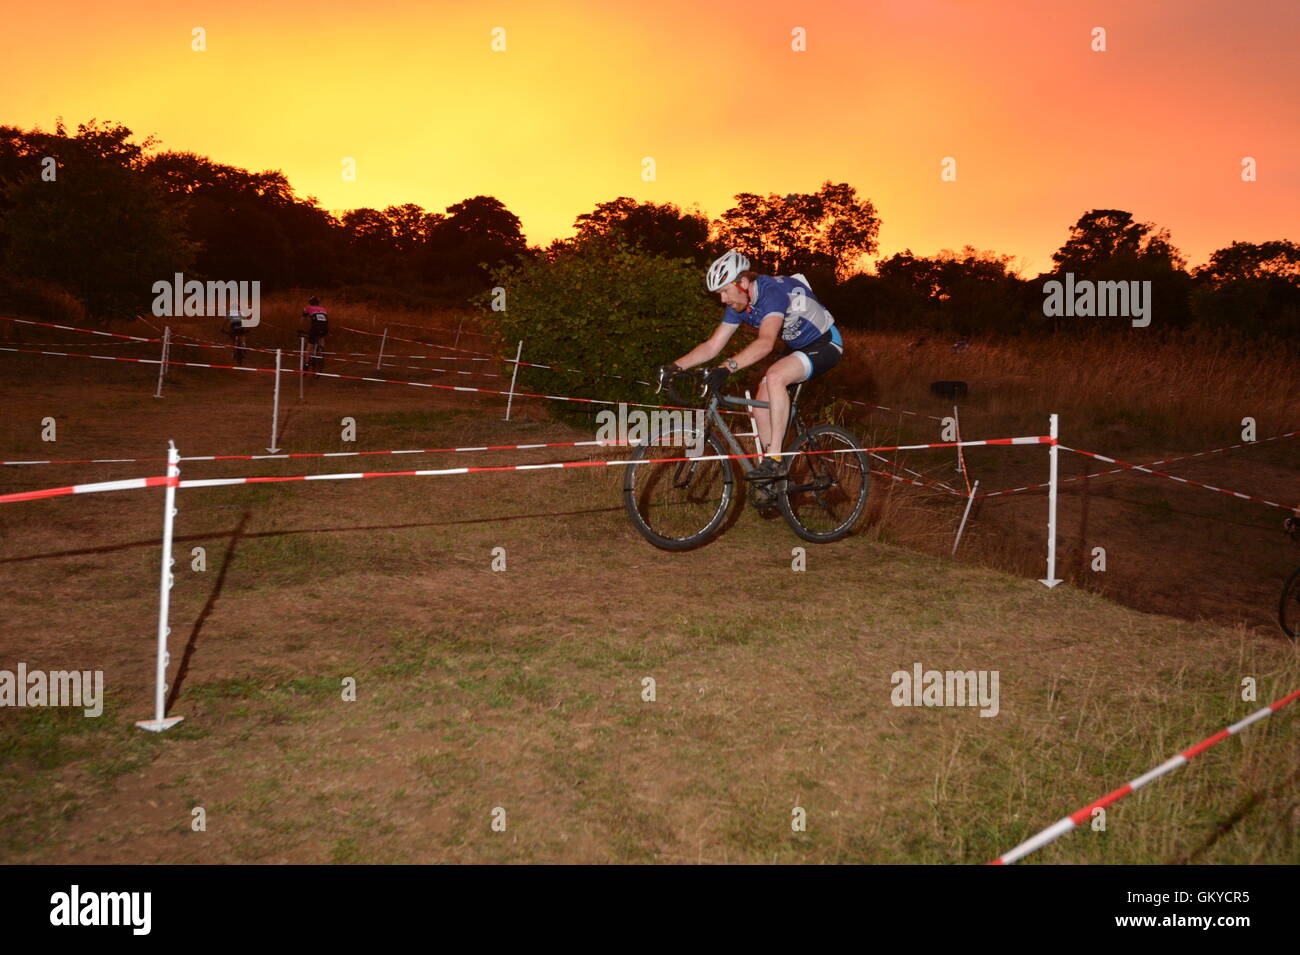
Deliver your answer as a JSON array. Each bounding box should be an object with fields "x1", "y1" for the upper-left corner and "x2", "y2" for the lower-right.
[
  {"x1": 222, "y1": 325, "x2": 248, "y2": 366},
  {"x1": 1280, "y1": 516, "x2": 1300, "y2": 641},
  {"x1": 298, "y1": 331, "x2": 325, "y2": 376},
  {"x1": 623, "y1": 369, "x2": 870, "y2": 550}
]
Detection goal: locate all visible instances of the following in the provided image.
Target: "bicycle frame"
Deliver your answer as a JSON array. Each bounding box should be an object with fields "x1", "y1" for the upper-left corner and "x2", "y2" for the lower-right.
[
  {"x1": 629, "y1": 371, "x2": 868, "y2": 547},
  {"x1": 661, "y1": 373, "x2": 831, "y2": 500},
  {"x1": 702, "y1": 383, "x2": 806, "y2": 473}
]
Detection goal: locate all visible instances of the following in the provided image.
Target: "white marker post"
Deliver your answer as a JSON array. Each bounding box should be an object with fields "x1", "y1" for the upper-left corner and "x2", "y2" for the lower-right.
[
  {"x1": 268, "y1": 348, "x2": 282, "y2": 453},
  {"x1": 952, "y1": 480, "x2": 980, "y2": 555},
  {"x1": 376, "y1": 327, "x2": 388, "y2": 370},
  {"x1": 503, "y1": 339, "x2": 523, "y2": 421},
  {"x1": 1039, "y1": 413, "x2": 1061, "y2": 587},
  {"x1": 136, "y1": 442, "x2": 184, "y2": 732},
  {"x1": 153, "y1": 326, "x2": 171, "y2": 398},
  {"x1": 298, "y1": 339, "x2": 305, "y2": 399}
]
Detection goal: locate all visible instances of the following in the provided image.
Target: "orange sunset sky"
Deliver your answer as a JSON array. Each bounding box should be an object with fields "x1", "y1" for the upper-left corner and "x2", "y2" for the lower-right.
[{"x1": 3, "y1": 0, "x2": 1296, "y2": 273}]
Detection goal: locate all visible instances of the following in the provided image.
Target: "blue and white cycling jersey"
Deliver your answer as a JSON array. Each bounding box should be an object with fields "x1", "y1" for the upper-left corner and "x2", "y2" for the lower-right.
[{"x1": 721, "y1": 274, "x2": 835, "y2": 350}]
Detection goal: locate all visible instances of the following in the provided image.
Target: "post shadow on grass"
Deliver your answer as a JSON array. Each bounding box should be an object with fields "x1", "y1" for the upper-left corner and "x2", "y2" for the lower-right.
[
  {"x1": 0, "y1": 505, "x2": 624, "y2": 564},
  {"x1": 166, "y1": 511, "x2": 250, "y2": 713},
  {"x1": 1070, "y1": 457, "x2": 1093, "y2": 582},
  {"x1": 1177, "y1": 759, "x2": 1300, "y2": 862},
  {"x1": 276, "y1": 404, "x2": 296, "y2": 444}
]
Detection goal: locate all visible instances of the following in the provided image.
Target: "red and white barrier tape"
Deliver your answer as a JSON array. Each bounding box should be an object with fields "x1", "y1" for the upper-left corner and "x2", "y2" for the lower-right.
[
  {"x1": 2, "y1": 439, "x2": 1028, "y2": 473},
  {"x1": 340, "y1": 328, "x2": 654, "y2": 385},
  {"x1": 868, "y1": 452, "x2": 960, "y2": 494},
  {"x1": 880, "y1": 436, "x2": 1051, "y2": 451},
  {"x1": 373, "y1": 316, "x2": 492, "y2": 339},
  {"x1": 1, "y1": 337, "x2": 150, "y2": 348},
  {"x1": 166, "y1": 334, "x2": 657, "y2": 386},
  {"x1": 5, "y1": 315, "x2": 660, "y2": 389},
  {"x1": 0, "y1": 345, "x2": 734, "y2": 417},
  {"x1": 0, "y1": 475, "x2": 175, "y2": 504},
  {"x1": 978, "y1": 431, "x2": 1300, "y2": 501},
  {"x1": 173, "y1": 441, "x2": 1004, "y2": 490},
  {"x1": 6, "y1": 314, "x2": 937, "y2": 416},
  {"x1": 1059, "y1": 445, "x2": 1297, "y2": 512},
  {"x1": 163, "y1": 336, "x2": 510, "y2": 379},
  {"x1": 1, "y1": 436, "x2": 1049, "y2": 503},
  {"x1": 990, "y1": 687, "x2": 1300, "y2": 865},
  {"x1": 323, "y1": 349, "x2": 493, "y2": 362},
  {"x1": 844, "y1": 398, "x2": 945, "y2": 422},
  {"x1": 871, "y1": 468, "x2": 964, "y2": 494},
  {"x1": 340, "y1": 324, "x2": 492, "y2": 357},
  {"x1": 165, "y1": 327, "x2": 498, "y2": 364},
  {"x1": 3, "y1": 439, "x2": 634, "y2": 467},
  {"x1": 167, "y1": 334, "x2": 659, "y2": 387},
  {"x1": 1, "y1": 316, "x2": 157, "y2": 342}
]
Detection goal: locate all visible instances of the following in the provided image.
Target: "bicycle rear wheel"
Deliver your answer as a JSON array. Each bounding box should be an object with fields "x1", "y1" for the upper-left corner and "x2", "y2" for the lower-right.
[
  {"x1": 623, "y1": 428, "x2": 734, "y2": 550},
  {"x1": 1280, "y1": 566, "x2": 1300, "y2": 641},
  {"x1": 778, "y1": 424, "x2": 870, "y2": 543}
]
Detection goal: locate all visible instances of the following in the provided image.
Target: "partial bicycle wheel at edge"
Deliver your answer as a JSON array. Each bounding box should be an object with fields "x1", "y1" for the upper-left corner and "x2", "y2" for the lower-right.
[
  {"x1": 623, "y1": 429, "x2": 735, "y2": 550},
  {"x1": 1280, "y1": 566, "x2": 1300, "y2": 641},
  {"x1": 779, "y1": 424, "x2": 870, "y2": 543}
]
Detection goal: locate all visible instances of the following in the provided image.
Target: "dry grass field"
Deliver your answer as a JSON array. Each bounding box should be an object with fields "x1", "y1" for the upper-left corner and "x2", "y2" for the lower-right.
[{"x1": 1, "y1": 307, "x2": 1297, "y2": 864}]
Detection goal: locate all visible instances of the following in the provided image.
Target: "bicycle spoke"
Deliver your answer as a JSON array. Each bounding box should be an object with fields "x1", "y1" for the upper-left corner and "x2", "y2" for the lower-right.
[
  {"x1": 781, "y1": 428, "x2": 869, "y2": 540},
  {"x1": 626, "y1": 433, "x2": 730, "y2": 546}
]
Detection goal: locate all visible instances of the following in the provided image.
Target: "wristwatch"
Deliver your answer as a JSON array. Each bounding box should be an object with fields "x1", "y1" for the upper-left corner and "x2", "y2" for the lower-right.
[{"x1": 724, "y1": 359, "x2": 738, "y2": 372}]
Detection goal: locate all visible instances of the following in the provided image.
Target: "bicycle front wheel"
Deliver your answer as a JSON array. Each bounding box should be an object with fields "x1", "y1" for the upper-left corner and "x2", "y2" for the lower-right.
[
  {"x1": 779, "y1": 424, "x2": 870, "y2": 543},
  {"x1": 1280, "y1": 566, "x2": 1300, "y2": 641},
  {"x1": 623, "y1": 428, "x2": 734, "y2": 550}
]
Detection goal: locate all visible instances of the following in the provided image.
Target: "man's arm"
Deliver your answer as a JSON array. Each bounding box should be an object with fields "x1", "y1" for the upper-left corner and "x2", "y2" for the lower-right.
[
  {"x1": 726, "y1": 314, "x2": 782, "y2": 369},
  {"x1": 673, "y1": 321, "x2": 739, "y2": 369}
]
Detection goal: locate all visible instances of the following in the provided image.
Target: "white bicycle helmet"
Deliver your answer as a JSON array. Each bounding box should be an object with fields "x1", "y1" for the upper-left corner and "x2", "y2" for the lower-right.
[{"x1": 706, "y1": 250, "x2": 750, "y2": 292}]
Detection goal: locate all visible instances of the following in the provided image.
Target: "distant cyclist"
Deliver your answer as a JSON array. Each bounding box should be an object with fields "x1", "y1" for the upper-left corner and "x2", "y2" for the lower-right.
[
  {"x1": 222, "y1": 305, "x2": 249, "y2": 365},
  {"x1": 300, "y1": 296, "x2": 329, "y2": 371},
  {"x1": 659, "y1": 250, "x2": 844, "y2": 495}
]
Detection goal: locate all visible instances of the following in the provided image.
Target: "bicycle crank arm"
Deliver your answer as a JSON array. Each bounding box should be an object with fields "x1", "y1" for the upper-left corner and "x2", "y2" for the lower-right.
[{"x1": 785, "y1": 477, "x2": 836, "y2": 494}]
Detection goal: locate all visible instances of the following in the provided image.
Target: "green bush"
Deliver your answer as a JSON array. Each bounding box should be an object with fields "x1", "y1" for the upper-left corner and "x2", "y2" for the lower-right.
[{"x1": 482, "y1": 239, "x2": 719, "y2": 421}]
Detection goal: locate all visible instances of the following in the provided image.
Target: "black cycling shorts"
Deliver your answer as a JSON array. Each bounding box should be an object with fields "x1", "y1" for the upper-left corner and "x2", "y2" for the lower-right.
[{"x1": 790, "y1": 327, "x2": 843, "y2": 382}]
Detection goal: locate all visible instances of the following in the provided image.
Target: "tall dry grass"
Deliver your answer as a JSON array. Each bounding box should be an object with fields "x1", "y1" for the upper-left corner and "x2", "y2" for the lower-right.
[{"x1": 834, "y1": 327, "x2": 1300, "y2": 452}]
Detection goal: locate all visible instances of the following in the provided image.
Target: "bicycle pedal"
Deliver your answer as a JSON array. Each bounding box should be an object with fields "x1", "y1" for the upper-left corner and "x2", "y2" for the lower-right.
[{"x1": 750, "y1": 482, "x2": 783, "y2": 509}]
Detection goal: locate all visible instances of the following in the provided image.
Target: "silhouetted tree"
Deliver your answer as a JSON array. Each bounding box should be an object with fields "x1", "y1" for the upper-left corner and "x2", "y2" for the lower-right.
[
  {"x1": 572, "y1": 197, "x2": 712, "y2": 262},
  {"x1": 0, "y1": 120, "x2": 193, "y2": 318},
  {"x1": 873, "y1": 247, "x2": 1026, "y2": 334},
  {"x1": 713, "y1": 181, "x2": 879, "y2": 278},
  {"x1": 1193, "y1": 240, "x2": 1300, "y2": 285},
  {"x1": 1051, "y1": 209, "x2": 1185, "y2": 274},
  {"x1": 338, "y1": 204, "x2": 442, "y2": 283},
  {"x1": 423, "y1": 195, "x2": 527, "y2": 286},
  {"x1": 145, "y1": 150, "x2": 339, "y2": 288},
  {"x1": 1190, "y1": 240, "x2": 1300, "y2": 338}
]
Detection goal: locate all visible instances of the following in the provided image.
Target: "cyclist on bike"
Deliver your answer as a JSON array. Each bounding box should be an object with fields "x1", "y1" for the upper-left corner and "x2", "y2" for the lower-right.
[
  {"x1": 659, "y1": 250, "x2": 844, "y2": 492},
  {"x1": 222, "y1": 305, "x2": 249, "y2": 365},
  {"x1": 300, "y1": 296, "x2": 329, "y2": 369}
]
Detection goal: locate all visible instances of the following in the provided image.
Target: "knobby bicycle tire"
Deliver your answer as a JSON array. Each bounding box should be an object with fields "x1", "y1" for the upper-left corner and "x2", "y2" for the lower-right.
[
  {"x1": 623, "y1": 429, "x2": 735, "y2": 550},
  {"x1": 778, "y1": 424, "x2": 871, "y2": 544}
]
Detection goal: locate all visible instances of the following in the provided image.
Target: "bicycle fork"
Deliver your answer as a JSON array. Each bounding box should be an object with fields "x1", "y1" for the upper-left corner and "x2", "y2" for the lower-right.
[{"x1": 670, "y1": 421, "x2": 715, "y2": 490}]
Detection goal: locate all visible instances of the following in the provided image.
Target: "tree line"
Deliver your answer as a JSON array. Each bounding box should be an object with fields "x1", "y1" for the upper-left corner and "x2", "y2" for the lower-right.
[{"x1": 0, "y1": 119, "x2": 1294, "y2": 340}]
